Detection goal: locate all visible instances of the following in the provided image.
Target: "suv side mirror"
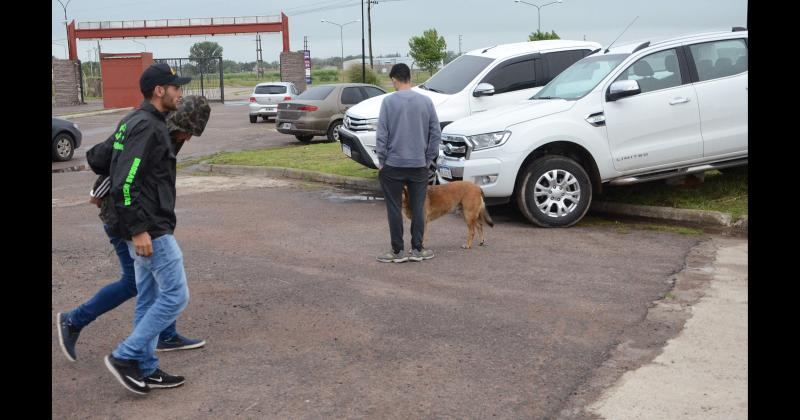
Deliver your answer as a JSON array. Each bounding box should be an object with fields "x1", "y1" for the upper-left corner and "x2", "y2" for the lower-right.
[
  {"x1": 606, "y1": 80, "x2": 641, "y2": 101},
  {"x1": 473, "y1": 83, "x2": 495, "y2": 97}
]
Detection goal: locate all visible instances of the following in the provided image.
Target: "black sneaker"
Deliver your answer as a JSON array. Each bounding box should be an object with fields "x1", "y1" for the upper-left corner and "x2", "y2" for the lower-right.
[
  {"x1": 144, "y1": 368, "x2": 185, "y2": 389},
  {"x1": 104, "y1": 354, "x2": 149, "y2": 395},
  {"x1": 56, "y1": 312, "x2": 81, "y2": 362},
  {"x1": 157, "y1": 334, "x2": 206, "y2": 352}
]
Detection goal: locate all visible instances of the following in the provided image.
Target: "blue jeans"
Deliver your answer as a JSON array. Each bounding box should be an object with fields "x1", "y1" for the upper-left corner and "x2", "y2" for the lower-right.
[
  {"x1": 66, "y1": 225, "x2": 177, "y2": 341},
  {"x1": 113, "y1": 234, "x2": 189, "y2": 376}
]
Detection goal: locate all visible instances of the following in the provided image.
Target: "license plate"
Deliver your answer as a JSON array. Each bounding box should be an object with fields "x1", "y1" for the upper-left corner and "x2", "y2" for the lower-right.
[
  {"x1": 439, "y1": 165, "x2": 452, "y2": 179},
  {"x1": 281, "y1": 123, "x2": 292, "y2": 129},
  {"x1": 342, "y1": 144, "x2": 352, "y2": 157}
]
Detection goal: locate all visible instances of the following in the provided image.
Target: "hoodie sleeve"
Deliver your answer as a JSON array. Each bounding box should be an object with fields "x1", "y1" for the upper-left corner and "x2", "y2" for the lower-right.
[
  {"x1": 375, "y1": 97, "x2": 389, "y2": 168},
  {"x1": 425, "y1": 98, "x2": 442, "y2": 166},
  {"x1": 111, "y1": 122, "x2": 154, "y2": 238}
]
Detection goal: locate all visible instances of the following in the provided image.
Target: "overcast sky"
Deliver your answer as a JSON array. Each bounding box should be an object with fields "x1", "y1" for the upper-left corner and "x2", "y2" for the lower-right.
[{"x1": 52, "y1": 0, "x2": 747, "y2": 63}]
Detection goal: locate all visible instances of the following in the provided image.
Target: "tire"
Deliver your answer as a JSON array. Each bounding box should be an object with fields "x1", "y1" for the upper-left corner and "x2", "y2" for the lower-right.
[
  {"x1": 515, "y1": 155, "x2": 592, "y2": 227},
  {"x1": 262, "y1": 115, "x2": 271, "y2": 122},
  {"x1": 52, "y1": 133, "x2": 75, "y2": 162},
  {"x1": 295, "y1": 134, "x2": 314, "y2": 143},
  {"x1": 327, "y1": 119, "x2": 343, "y2": 142},
  {"x1": 249, "y1": 115, "x2": 257, "y2": 123}
]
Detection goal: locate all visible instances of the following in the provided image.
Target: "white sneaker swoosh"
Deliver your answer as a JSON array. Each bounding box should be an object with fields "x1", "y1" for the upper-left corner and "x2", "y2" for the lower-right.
[
  {"x1": 149, "y1": 376, "x2": 163, "y2": 383},
  {"x1": 126, "y1": 375, "x2": 146, "y2": 388}
]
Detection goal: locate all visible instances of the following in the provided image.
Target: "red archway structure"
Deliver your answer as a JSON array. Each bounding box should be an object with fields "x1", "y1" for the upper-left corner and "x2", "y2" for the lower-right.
[{"x1": 67, "y1": 13, "x2": 290, "y2": 60}]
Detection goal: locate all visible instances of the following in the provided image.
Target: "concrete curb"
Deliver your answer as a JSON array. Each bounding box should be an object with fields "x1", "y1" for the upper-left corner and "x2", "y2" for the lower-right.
[
  {"x1": 52, "y1": 164, "x2": 87, "y2": 174},
  {"x1": 57, "y1": 107, "x2": 134, "y2": 119},
  {"x1": 193, "y1": 163, "x2": 746, "y2": 232},
  {"x1": 195, "y1": 163, "x2": 381, "y2": 192}
]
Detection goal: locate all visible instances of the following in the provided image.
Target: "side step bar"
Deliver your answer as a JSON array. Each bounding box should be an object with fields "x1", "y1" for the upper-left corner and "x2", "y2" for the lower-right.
[{"x1": 607, "y1": 158, "x2": 747, "y2": 186}]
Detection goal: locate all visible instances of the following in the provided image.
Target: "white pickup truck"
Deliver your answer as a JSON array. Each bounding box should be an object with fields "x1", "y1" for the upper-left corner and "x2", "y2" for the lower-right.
[
  {"x1": 338, "y1": 39, "x2": 601, "y2": 168},
  {"x1": 438, "y1": 29, "x2": 748, "y2": 227}
]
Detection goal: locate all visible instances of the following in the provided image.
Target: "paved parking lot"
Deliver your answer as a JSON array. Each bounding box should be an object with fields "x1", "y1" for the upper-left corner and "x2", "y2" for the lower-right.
[{"x1": 52, "y1": 169, "x2": 703, "y2": 418}]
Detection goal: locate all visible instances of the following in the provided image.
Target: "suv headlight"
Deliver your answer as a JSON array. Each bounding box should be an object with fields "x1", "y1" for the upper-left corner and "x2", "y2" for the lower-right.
[{"x1": 466, "y1": 131, "x2": 511, "y2": 151}]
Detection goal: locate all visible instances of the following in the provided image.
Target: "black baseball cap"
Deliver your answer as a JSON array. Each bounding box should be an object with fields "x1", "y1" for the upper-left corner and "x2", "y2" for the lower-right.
[{"x1": 140, "y1": 63, "x2": 192, "y2": 95}]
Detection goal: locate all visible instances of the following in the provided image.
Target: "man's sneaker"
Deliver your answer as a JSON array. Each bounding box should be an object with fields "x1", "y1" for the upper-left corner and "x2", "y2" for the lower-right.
[
  {"x1": 144, "y1": 368, "x2": 185, "y2": 389},
  {"x1": 56, "y1": 312, "x2": 81, "y2": 362},
  {"x1": 157, "y1": 334, "x2": 206, "y2": 352},
  {"x1": 104, "y1": 354, "x2": 149, "y2": 395},
  {"x1": 409, "y1": 248, "x2": 434, "y2": 261},
  {"x1": 377, "y1": 250, "x2": 408, "y2": 263}
]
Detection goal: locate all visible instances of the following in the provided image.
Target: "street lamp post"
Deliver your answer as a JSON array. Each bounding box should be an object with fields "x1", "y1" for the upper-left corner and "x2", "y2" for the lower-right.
[
  {"x1": 130, "y1": 39, "x2": 147, "y2": 51},
  {"x1": 321, "y1": 19, "x2": 360, "y2": 82},
  {"x1": 56, "y1": 0, "x2": 73, "y2": 54},
  {"x1": 514, "y1": 0, "x2": 563, "y2": 33}
]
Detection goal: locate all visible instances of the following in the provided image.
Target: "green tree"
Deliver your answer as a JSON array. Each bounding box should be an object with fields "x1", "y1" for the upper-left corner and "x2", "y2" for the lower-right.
[
  {"x1": 528, "y1": 30, "x2": 560, "y2": 41},
  {"x1": 408, "y1": 29, "x2": 447, "y2": 75},
  {"x1": 189, "y1": 41, "x2": 223, "y2": 73},
  {"x1": 443, "y1": 50, "x2": 459, "y2": 65}
]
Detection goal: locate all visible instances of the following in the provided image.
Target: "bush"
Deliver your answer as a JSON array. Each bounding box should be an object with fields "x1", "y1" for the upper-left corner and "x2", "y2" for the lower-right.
[
  {"x1": 345, "y1": 64, "x2": 380, "y2": 85},
  {"x1": 312, "y1": 69, "x2": 339, "y2": 82}
]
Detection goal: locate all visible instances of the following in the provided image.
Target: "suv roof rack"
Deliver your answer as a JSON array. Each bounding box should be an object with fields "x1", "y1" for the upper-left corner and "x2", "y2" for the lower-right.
[
  {"x1": 632, "y1": 41, "x2": 650, "y2": 53},
  {"x1": 732, "y1": 26, "x2": 747, "y2": 32}
]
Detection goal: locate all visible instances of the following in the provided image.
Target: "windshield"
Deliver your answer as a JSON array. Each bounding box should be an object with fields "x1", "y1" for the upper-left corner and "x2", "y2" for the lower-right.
[
  {"x1": 532, "y1": 54, "x2": 629, "y2": 100},
  {"x1": 421, "y1": 55, "x2": 494, "y2": 95},
  {"x1": 254, "y1": 85, "x2": 287, "y2": 94},
  {"x1": 297, "y1": 86, "x2": 335, "y2": 100}
]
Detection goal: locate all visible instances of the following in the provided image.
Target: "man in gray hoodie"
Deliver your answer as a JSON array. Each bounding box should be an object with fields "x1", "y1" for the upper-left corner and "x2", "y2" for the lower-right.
[{"x1": 375, "y1": 63, "x2": 441, "y2": 263}]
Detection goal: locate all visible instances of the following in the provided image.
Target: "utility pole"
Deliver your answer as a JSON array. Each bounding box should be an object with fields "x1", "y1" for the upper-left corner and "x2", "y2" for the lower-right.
[
  {"x1": 255, "y1": 33, "x2": 264, "y2": 78},
  {"x1": 87, "y1": 49, "x2": 94, "y2": 77},
  {"x1": 458, "y1": 34, "x2": 462, "y2": 55},
  {"x1": 368, "y1": 0, "x2": 374, "y2": 69},
  {"x1": 361, "y1": 0, "x2": 366, "y2": 82},
  {"x1": 97, "y1": 41, "x2": 102, "y2": 79}
]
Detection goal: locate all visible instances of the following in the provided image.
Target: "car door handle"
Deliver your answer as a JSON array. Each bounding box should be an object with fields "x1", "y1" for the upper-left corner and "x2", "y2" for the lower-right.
[{"x1": 669, "y1": 97, "x2": 690, "y2": 105}]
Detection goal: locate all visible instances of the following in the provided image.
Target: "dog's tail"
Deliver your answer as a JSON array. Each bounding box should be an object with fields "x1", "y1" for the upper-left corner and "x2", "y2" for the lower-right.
[{"x1": 480, "y1": 190, "x2": 495, "y2": 227}]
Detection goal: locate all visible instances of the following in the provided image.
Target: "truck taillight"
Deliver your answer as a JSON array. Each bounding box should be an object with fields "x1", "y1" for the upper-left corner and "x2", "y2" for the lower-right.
[
  {"x1": 249, "y1": 96, "x2": 256, "y2": 103},
  {"x1": 283, "y1": 96, "x2": 292, "y2": 101}
]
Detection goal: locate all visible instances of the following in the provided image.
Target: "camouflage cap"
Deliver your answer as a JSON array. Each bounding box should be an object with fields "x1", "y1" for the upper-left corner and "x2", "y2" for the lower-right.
[{"x1": 166, "y1": 95, "x2": 211, "y2": 136}]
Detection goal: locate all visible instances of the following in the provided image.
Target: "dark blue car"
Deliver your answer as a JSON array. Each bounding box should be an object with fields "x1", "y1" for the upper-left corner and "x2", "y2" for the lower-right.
[{"x1": 52, "y1": 117, "x2": 83, "y2": 162}]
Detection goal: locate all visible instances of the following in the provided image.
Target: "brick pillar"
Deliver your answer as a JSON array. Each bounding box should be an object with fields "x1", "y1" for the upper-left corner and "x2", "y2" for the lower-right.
[
  {"x1": 52, "y1": 58, "x2": 82, "y2": 106},
  {"x1": 280, "y1": 52, "x2": 306, "y2": 92}
]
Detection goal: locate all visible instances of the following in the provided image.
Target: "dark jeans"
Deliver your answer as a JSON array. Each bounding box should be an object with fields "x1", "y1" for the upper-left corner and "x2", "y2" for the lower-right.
[
  {"x1": 379, "y1": 165, "x2": 428, "y2": 253},
  {"x1": 66, "y1": 224, "x2": 177, "y2": 342}
]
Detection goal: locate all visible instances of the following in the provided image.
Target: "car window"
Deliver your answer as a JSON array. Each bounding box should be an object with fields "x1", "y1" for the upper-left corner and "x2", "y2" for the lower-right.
[
  {"x1": 298, "y1": 85, "x2": 335, "y2": 100},
  {"x1": 422, "y1": 54, "x2": 494, "y2": 94},
  {"x1": 542, "y1": 49, "x2": 592, "y2": 85},
  {"x1": 614, "y1": 49, "x2": 683, "y2": 94},
  {"x1": 480, "y1": 58, "x2": 536, "y2": 94},
  {"x1": 533, "y1": 54, "x2": 628, "y2": 100},
  {"x1": 341, "y1": 87, "x2": 365, "y2": 105},
  {"x1": 362, "y1": 86, "x2": 386, "y2": 98},
  {"x1": 688, "y1": 39, "x2": 747, "y2": 81},
  {"x1": 254, "y1": 85, "x2": 287, "y2": 94}
]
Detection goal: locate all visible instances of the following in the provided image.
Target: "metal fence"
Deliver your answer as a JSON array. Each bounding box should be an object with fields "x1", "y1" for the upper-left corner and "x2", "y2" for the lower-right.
[{"x1": 154, "y1": 57, "x2": 224, "y2": 102}]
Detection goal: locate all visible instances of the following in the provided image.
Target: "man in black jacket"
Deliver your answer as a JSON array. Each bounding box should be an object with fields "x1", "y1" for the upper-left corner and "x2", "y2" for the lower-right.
[
  {"x1": 102, "y1": 63, "x2": 194, "y2": 395},
  {"x1": 56, "y1": 96, "x2": 211, "y2": 367}
]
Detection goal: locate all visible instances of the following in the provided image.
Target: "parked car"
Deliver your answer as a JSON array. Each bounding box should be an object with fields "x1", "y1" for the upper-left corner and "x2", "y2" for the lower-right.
[
  {"x1": 52, "y1": 117, "x2": 83, "y2": 162},
  {"x1": 338, "y1": 39, "x2": 602, "y2": 168},
  {"x1": 249, "y1": 82, "x2": 299, "y2": 123},
  {"x1": 276, "y1": 83, "x2": 387, "y2": 142},
  {"x1": 438, "y1": 29, "x2": 748, "y2": 227}
]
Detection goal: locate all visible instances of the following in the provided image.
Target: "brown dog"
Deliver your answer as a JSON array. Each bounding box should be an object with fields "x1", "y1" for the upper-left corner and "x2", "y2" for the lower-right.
[{"x1": 402, "y1": 181, "x2": 494, "y2": 249}]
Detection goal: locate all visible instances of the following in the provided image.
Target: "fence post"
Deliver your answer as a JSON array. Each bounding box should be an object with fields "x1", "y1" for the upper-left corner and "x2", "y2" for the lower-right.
[{"x1": 218, "y1": 57, "x2": 225, "y2": 103}]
